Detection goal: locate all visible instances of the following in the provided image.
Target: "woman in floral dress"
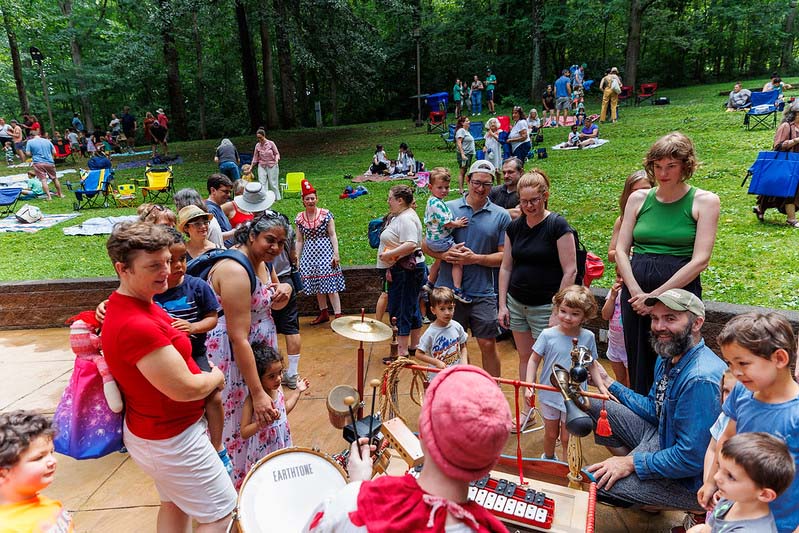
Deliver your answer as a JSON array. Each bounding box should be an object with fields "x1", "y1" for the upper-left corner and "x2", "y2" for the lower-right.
[
  {"x1": 295, "y1": 179, "x2": 346, "y2": 324},
  {"x1": 205, "y1": 213, "x2": 292, "y2": 488}
]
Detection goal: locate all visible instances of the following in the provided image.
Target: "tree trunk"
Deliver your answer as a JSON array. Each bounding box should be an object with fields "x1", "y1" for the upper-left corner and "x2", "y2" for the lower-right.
[
  {"x1": 530, "y1": 0, "x2": 544, "y2": 99},
  {"x1": 192, "y1": 13, "x2": 207, "y2": 139},
  {"x1": 58, "y1": 0, "x2": 94, "y2": 131},
  {"x1": 160, "y1": 0, "x2": 188, "y2": 139},
  {"x1": 1, "y1": 2, "x2": 29, "y2": 114},
  {"x1": 781, "y1": 0, "x2": 798, "y2": 71},
  {"x1": 259, "y1": 15, "x2": 279, "y2": 130},
  {"x1": 296, "y1": 65, "x2": 308, "y2": 127},
  {"x1": 234, "y1": 0, "x2": 263, "y2": 132},
  {"x1": 273, "y1": 0, "x2": 297, "y2": 128},
  {"x1": 330, "y1": 76, "x2": 338, "y2": 127},
  {"x1": 623, "y1": 0, "x2": 644, "y2": 89}
]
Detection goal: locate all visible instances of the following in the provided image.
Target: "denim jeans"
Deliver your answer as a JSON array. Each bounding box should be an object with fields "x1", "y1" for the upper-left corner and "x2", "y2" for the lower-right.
[
  {"x1": 471, "y1": 91, "x2": 482, "y2": 114},
  {"x1": 387, "y1": 263, "x2": 425, "y2": 336},
  {"x1": 218, "y1": 161, "x2": 240, "y2": 181}
]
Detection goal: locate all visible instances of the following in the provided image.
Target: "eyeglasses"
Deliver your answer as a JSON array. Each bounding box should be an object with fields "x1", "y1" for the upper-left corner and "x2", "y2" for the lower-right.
[
  {"x1": 519, "y1": 196, "x2": 544, "y2": 206},
  {"x1": 188, "y1": 219, "x2": 210, "y2": 227},
  {"x1": 469, "y1": 180, "x2": 493, "y2": 189}
]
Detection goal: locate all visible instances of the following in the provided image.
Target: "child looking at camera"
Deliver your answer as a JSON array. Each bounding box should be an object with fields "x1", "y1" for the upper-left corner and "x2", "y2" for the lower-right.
[
  {"x1": 698, "y1": 312, "x2": 799, "y2": 533},
  {"x1": 525, "y1": 285, "x2": 608, "y2": 460},
  {"x1": 415, "y1": 287, "x2": 468, "y2": 381},
  {"x1": 0, "y1": 410, "x2": 73, "y2": 532},
  {"x1": 241, "y1": 342, "x2": 309, "y2": 473},
  {"x1": 422, "y1": 167, "x2": 470, "y2": 303},
  {"x1": 688, "y1": 432, "x2": 794, "y2": 533}
]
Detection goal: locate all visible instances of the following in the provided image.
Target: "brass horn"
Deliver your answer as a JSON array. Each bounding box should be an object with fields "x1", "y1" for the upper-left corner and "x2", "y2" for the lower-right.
[{"x1": 550, "y1": 364, "x2": 593, "y2": 438}]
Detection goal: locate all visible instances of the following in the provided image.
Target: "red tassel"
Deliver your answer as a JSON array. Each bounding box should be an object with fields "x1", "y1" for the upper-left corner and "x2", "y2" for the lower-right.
[{"x1": 596, "y1": 401, "x2": 612, "y2": 437}]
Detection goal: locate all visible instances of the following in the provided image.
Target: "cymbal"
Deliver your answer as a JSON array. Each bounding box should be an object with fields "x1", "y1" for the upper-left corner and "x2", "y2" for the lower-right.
[{"x1": 331, "y1": 316, "x2": 392, "y2": 342}]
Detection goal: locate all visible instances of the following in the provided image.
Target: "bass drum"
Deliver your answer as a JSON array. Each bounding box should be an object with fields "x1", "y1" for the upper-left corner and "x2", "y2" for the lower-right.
[{"x1": 234, "y1": 447, "x2": 347, "y2": 532}]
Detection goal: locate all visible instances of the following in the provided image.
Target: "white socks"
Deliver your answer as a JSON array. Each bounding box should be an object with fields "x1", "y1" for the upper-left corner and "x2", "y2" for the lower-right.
[{"x1": 287, "y1": 354, "x2": 300, "y2": 376}]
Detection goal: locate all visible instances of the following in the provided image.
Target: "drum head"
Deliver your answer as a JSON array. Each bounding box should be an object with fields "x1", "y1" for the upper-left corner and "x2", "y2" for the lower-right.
[
  {"x1": 238, "y1": 447, "x2": 347, "y2": 532},
  {"x1": 327, "y1": 385, "x2": 359, "y2": 411}
]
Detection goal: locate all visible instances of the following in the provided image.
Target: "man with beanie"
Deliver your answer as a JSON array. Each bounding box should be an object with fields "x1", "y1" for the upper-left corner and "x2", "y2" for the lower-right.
[{"x1": 304, "y1": 365, "x2": 512, "y2": 532}]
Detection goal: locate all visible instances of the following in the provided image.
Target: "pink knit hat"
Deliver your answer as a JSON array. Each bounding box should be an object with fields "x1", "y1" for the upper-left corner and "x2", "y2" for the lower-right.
[{"x1": 418, "y1": 366, "x2": 512, "y2": 481}]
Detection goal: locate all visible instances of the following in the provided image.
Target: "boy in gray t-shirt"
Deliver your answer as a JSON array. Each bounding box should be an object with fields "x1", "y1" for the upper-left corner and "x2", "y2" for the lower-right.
[{"x1": 415, "y1": 287, "x2": 468, "y2": 383}]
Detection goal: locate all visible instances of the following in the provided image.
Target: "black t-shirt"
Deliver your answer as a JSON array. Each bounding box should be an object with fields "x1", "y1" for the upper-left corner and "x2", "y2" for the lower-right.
[
  {"x1": 507, "y1": 213, "x2": 572, "y2": 305},
  {"x1": 489, "y1": 185, "x2": 519, "y2": 209},
  {"x1": 121, "y1": 113, "x2": 136, "y2": 132},
  {"x1": 542, "y1": 91, "x2": 555, "y2": 109}
]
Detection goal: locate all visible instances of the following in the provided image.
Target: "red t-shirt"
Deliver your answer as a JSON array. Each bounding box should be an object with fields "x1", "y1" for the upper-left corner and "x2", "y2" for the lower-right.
[{"x1": 101, "y1": 291, "x2": 204, "y2": 440}]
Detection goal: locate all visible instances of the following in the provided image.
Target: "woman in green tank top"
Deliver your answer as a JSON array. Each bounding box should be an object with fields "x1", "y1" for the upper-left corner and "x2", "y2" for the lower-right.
[{"x1": 614, "y1": 132, "x2": 720, "y2": 394}]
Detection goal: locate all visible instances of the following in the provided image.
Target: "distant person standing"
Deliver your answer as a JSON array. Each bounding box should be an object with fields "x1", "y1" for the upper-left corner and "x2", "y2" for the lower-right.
[
  {"x1": 215, "y1": 138, "x2": 241, "y2": 181},
  {"x1": 252, "y1": 128, "x2": 281, "y2": 201},
  {"x1": 471, "y1": 75, "x2": 484, "y2": 115},
  {"x1": 150, "y1": 108, "x2": 169, "y2": 157},
  {"x1": 554, "y1": 69, "x2": 572, "y2": 126},
  {"x1": 120, "y1": 106, "x2": 137, "y2": 151},
  {"x1": 71, "y1": 112, "x2": 85, "y2": 133},
  {"x1": 485, "y1": 69, "x2": 497, "y2": 115},
  {"x1": 542, "y1": 85, "x2": 557, "y2": 127},
  {"x1": 25, "y1": 129, "x2": 64, "y2": 200},
  {"x1": 0, "y1": 118, "x2": 12, "y2": 148},
  {"x1": 453, "y1": 78, "x2": 463, "y2": 117},
  {"x1": 599, "y1": 67, "x2": 622, "y2": 123}
]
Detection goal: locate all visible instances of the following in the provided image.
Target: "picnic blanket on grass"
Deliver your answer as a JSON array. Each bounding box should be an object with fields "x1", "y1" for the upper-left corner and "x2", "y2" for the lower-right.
[
  {"x1": 116, "y1": 156, "x2": 183, "y2": 171},
  {"x1": 351, "y1": 173, "x2": 415, "y2": 183},
  {"x1": 111, "y1": 150, "x2": 153, "y2": 158},
  {"x1": 0, "y1": 213, "x2": 79, "y2": 233},
  {"x1": 62, "y1": 215, "x2": 138, "y2": 236},
  {"x1": 551, "y1": 138, "x2": 609, "y2": 150},
  {"x1": 0, "y1": 169, "x2": 77, "y2": 188}
]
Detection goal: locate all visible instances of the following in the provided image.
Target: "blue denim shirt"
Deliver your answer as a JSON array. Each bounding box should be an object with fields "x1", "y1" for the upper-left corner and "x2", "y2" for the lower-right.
[{"x1": 608, "y1": 339, "x2": 726, "y2": 490}]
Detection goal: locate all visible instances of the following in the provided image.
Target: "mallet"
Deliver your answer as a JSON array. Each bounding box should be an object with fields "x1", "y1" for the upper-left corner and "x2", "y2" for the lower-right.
[{"x1": 367, "y1": 378, "x2": 381, "y2": 445}]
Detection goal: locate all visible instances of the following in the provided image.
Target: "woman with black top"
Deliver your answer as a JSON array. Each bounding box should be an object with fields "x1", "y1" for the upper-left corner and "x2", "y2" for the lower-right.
[
  {"x1": 541, "y1": 85, "x2": 557, "y2": 127},
  {"x1": 498, "y1": 170, "x2": 577, "y2": 389}
]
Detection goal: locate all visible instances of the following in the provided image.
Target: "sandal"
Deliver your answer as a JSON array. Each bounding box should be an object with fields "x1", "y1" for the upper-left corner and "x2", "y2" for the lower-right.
[{"x1": 753, "y1": 205, "x2": 764, "y2": 222}]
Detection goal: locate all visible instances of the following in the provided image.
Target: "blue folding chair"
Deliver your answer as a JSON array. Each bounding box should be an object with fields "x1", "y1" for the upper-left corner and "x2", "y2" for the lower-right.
[
  {"x1": 441, "y1": 124, "x2": 456, "y2": 150},
  {"x1": 67, "y1": 168, "x2": 115, "y2": 210},
  {"x1": 469, "y1": 121, "x2": 485, "y2": 147},
  {"x1": 744, "y1": 90, "x2": 779, "y2": 131},
  {"x1": 0, "y1": 187, "x2": 22, "y2": 217}
]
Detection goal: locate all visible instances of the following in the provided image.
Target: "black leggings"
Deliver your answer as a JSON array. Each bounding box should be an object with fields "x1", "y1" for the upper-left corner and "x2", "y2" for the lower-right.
[{"x1": 620, "y1": 253, "x2": 701, "y2": 394}]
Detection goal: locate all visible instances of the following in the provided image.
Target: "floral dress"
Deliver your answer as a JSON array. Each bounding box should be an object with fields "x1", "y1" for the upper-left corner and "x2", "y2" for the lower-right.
[
  {"x1": 295, "y1": 209, "x2": 346, "y2": 295},
  {"x1": 245, "y1": 386, "x2": 292, "y2": 474},
  {"x1": 206, "y1": 276, "x2": 278, "y2": 489}
]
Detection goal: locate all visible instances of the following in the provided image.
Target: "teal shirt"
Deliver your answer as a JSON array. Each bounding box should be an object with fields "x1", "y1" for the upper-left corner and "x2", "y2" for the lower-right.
[
  {"x1": 453, "y1": 83, "x2": 462, "y2": 102},
  {"x1": 486, "y1": 75, "x2": 496, "y2": 91}
]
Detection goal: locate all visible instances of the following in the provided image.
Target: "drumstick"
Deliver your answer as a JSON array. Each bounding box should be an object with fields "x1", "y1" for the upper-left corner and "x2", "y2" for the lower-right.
[
  {"x1": 367, "y1": 378, "x2": 381, "y2": 444},
  {"x1": 344, "y1": 395, "x2": 360, "y2": 442}
]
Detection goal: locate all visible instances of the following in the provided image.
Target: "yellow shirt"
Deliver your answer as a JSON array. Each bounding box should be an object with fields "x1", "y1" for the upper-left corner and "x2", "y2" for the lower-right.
[{"x1": 0, "y1": 496, "x2": 73, "y2": 533}]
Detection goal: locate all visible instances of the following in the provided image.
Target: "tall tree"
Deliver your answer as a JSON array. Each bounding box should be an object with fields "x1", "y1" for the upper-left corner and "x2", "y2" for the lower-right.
[
  {"x1": 259, "y1": 13, "x2": 279, "y2": 130},
  {"x1": 782, "y1": 0, "x2": 798, "y2": 71},
  {"x1": 273, "y1": 0, "x2": 296, "y2": 128},
  {"x1": 1, "y1": 2, "x2": 29, "y2": 114},
  {"x1": 160, "y1": 0, "x2": 188, "y2": 139},
  {"x1": 623, "y1": 0, "x2": 656, "y2": 89},
  {"x1": 530, "y1": 0, "x2": 544, "y2": 99},
  {"x1": 57, "y1": 0, "x2": 96, "y2": 131},
  {"x1": 234, "y1": 0, "x2": 263, "y2": 131},
  {"x1": 192, "y1": 12, "x2": 207, "y2": 139}
]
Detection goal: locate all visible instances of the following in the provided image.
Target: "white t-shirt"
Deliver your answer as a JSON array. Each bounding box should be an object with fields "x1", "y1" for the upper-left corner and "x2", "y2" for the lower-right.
[
  {"x1": 418, "y1": 320, "x2": 467, "y2": 380},
  {"x1": 377, "y1": 208, "x2": 422, "y2": 269},
  {"x1": 509, "y1": 119, "x2": 529, "y2": 151}
]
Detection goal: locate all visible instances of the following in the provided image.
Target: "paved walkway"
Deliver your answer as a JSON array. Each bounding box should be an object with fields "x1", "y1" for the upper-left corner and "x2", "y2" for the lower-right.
[{"x1": 1, "y1": 322, "x2": 686, "y2": 532}]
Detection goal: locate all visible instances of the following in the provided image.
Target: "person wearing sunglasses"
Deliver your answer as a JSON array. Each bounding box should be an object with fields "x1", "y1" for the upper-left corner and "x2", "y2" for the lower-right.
[{"x1": 177, "y1": 205, "x2": 220, "y2": 260}]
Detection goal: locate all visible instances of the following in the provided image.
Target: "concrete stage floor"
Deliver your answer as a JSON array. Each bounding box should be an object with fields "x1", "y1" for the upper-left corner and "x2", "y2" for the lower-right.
[{"x1": 1, "y1": 319, "x2": 687, "y2": 532}]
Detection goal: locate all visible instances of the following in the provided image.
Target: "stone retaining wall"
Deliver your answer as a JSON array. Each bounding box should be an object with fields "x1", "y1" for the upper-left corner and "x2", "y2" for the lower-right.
[{"x1": 3, "y1": 267, "x2": 798, "y2": 354}]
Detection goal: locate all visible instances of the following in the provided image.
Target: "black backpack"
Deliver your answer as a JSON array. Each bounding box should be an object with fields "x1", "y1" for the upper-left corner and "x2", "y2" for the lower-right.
[
  {"x1": 368, "y1": 217, "x2": 384, "y2": 249},
  {"x1": 547, "y1": 214, "x2": 586, "y2": 286},
  {"x1": 186, "y1": 249, "x2": 257, "y2": 294}
]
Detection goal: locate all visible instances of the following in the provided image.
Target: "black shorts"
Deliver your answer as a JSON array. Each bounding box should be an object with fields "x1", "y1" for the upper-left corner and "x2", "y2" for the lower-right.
[{"x1": 273, "y1": 274, "x2": 300, "y2": 335}]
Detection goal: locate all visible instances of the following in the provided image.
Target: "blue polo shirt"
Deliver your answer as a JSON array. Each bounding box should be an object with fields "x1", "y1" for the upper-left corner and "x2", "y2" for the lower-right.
[
  {"x1": 206, "y1": 199, "x2": 232, "y2": 232},
  {"x1": 25, "y1": 137, "x2": 55, "y2": 164},
  {"x1": 555, "y1": 75, "x2": 571, "y2": 98},
  {"x1": 436, "y1": 196, "x2": 510, "y2": 297}
]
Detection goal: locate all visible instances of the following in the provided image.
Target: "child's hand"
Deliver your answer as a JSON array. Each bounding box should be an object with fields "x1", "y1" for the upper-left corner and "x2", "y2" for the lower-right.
[
  {"x1": 296, "y1": 377, "x2": 310, "y2": 392},
  {"x1": 696, "y1": 481, "x2": 719, "y2": 511},
  {"x1": 435, "y1": 360, "x2": 447, "y2": 370},
  {"x1": 610, "y1": 280, "x2": 623, "y2": 294},
  {"x1": 453, "y1": 216, "x2": 469, "y2": 228},
  {"x1": 171, "y1": 318, "x2": 193, "y2": 333},
  {"x1": 524, "y1": 388, "x2": 535, "y2": 407}
]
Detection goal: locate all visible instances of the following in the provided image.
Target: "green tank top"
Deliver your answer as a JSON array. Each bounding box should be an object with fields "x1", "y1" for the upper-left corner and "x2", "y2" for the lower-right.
[{"x1": 632, "y1": 187, "x2": 697, "y2": 257}]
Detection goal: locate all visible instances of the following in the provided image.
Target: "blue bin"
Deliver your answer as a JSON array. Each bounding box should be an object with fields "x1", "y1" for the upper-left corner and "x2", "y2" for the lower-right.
[{"x1": 426, "y1": 92, "x2": 449, "y2": 111}]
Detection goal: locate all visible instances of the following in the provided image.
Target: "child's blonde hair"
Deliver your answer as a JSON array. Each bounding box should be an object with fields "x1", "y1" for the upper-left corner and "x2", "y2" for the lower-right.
[
  {"x1": 718, "y1": 312, "x2": 797, "y2": 375},
  {"x1": 241, "y1": 164, "x2": 252, "y2": 174},
  {"x1": 429, "y1": 167, "x2": 451, "y2": 186},
  {"x1": 232, "y1": 179, "x2": 247, "y2": 195},
  {"x1": 553, "y1": 285, "x2": 597, "y2": 320}
]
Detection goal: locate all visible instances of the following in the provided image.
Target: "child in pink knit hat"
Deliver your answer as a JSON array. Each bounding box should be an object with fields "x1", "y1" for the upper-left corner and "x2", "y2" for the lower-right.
[{"x1": 304, "y1": 365, "x2": 512, "y2": 532}]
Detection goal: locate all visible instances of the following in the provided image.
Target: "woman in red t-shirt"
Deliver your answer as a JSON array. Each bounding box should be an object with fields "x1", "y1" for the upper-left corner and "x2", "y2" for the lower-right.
[{"x1": 101, "y1": 221, "x2": 236, "y2": 530}]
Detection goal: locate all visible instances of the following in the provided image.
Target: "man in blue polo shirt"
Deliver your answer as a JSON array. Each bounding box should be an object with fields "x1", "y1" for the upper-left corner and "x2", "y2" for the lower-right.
[
  {"x1": 423, "y1": 160, "x2": 510, "y2": 377},
  {"x1": 205, "y1": 173, "x2": 235, "y2": 245},
  {"x1": 25, "y1": 129, "x2": 64, "y2": 200},
  {"x1": 554, "y1": 69, "x2": 572, "y2": 127}
]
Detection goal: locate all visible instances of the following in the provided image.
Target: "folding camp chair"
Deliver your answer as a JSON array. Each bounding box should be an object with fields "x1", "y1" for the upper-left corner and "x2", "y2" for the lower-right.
[
  {"x1": 427, "y1": 111, "x2": 446, "y2": 134},
  {"x1": 113, "y1": 183, "x2": 137, "y2": 208},
  {"x1": 414, "y1": 172, "x2": 430, "y2": 200},
  {"x1": 744, "y1": 90, "x2": 779, "y2": 131},
  {"x1": 280, "y1": 172, "x2": 304, "y2": 196},
  {"x1": 0, "y1": 187, "x2": 22, "y2": 217},
  {"x1": 636, "y1": 83, "x2": 658, "y2": 105},
  {"x1": 67, "y1": 169, "x2": 115, "y2": 210},
  {"x1": 469, "y1": 121, "x2": 485, "y2": 147},
  {"x1": 618, "y1": 86, "x2": 634, "y2": 106},
  {"x1": 138, "y1": 165, "x2": 174, "y2": 204},
  {"x1": 441, "y1": 124, "x2": 456, "y2": 150},
  {"x1": 53, "y1": 142, "x2": 75, "y2": 164}
]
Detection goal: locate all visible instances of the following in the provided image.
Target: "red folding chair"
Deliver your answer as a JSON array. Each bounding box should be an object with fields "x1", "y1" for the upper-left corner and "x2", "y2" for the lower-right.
[
  {"x1": 636, "y1": 83, "x2": 658, "y2": 105},
  {"x1": 618, "y1": 86, "x2": 634, "y2": 106},
  {"x1": 427, "y1": 111, "x2": 446, "y2": 133}
]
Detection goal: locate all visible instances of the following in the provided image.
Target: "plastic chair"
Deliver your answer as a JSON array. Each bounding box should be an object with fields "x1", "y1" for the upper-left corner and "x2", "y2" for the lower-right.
[
  {"x1": 281, "y1": 172, "x2": 305, "y2": 196},
  {"x1": 113, "y1": 183, "x2": 137, "y2": 208},
  {"x1": 636, "y1": 83, "x2": 658, "y2": 105},
  {"x1": 0, "y1": 187, "x2": 22, "y2": 217},
  {"x1": 744, "y1": 90, "x2": 780, "y2": 131},
  {"x1": 67, "y1": 169, "x2": 115, "y2": 210},
  {"x1": 139, "y1": 165, "x2": 174, "y2": 204}
]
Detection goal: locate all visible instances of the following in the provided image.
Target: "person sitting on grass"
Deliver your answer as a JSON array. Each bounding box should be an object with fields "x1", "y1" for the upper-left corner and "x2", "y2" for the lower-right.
[
  {"x1": 577, "y1": 117, "x2": 599, "y2": 147},
  {"x1": 726, "y1": 83, "x2": 751, "y2": 111},
  {"x1": 0, "y1": 410, "x2": 73, "y2": 531}
]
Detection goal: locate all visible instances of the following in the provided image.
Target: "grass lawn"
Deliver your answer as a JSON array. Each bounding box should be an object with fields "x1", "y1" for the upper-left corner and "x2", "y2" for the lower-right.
[{"x1": 1, "y1": 78, "x2": 796, "y2": 309}]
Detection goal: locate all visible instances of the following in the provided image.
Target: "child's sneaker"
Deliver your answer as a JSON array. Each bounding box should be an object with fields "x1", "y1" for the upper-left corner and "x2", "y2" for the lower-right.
[
  {"x1": 453, "y1": 288, "x2": 472, "y2": 304},
  {"x1": 218, "y1": 448, "x2": 233, "y2": 475},
  {"x1": 422, "y1": 281, "x2": 435, "y2": 293}
]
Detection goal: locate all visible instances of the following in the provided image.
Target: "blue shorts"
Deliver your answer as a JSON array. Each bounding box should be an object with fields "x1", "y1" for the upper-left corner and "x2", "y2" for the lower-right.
[
  {"x1": 486, "y1": 90, "x2": 494, "y2": 101},
  {"x1": 425, "y1": 236, "x2": 455, "y2": 253}
]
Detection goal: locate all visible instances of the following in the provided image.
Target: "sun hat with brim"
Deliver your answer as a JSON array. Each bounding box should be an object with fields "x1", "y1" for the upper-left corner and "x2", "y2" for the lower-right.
[
  {"x1": 156, "y1": 108, "x2": 164, "y2": 114},
  {"x1": 234, "y1": 182, "x2": 276, "y2": 213},
  {"x1": 645, "y1": 289, "x2": 705, "y2": 318},
  {"x1": 467, "y1": 160, "x2": 496, "y2": 177},
  {"x1": 177, "y1": 205, "x2": 213, "y2": 233}
]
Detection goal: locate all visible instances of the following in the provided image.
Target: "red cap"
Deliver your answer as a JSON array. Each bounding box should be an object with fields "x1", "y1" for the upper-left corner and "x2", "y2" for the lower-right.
[{"x1": 301, "y1": 179, "x2": 316, "y2": 197}]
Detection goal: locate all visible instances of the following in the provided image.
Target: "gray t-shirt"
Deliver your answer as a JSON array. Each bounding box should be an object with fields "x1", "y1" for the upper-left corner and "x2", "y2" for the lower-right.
[
  {"x1": 455, "y1": 128, "x2": 475, "y2": 155},
  {"x1": 216, "y1": 143, "x2": 239, "y2": 165},
  {"x1": 708, "y1": 498, "x2": 777, "y2": 533},
  {"x1": 532, "y1": 326, "x2": 597, "y2": 412}
]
